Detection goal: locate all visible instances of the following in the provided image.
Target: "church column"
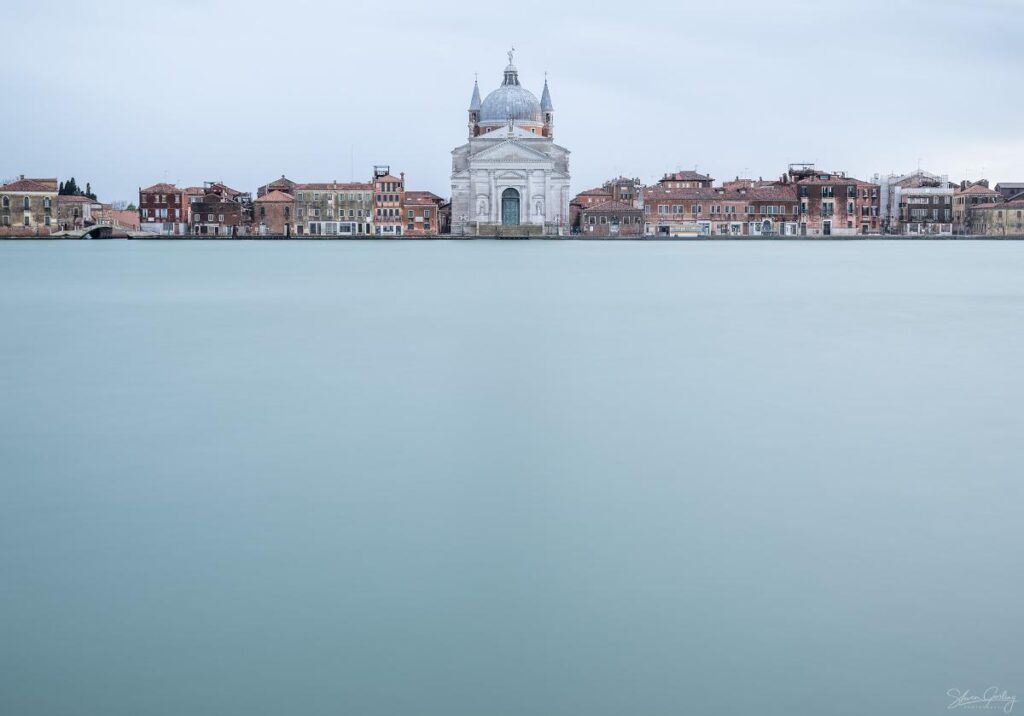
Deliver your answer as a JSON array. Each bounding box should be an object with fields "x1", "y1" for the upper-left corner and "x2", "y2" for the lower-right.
[
  {"x1": 543, "y1": 171, "x2": 550, "y2": 226},
  {"x1": 490, "y1": 173, "x2": 498, "y2": 223}
]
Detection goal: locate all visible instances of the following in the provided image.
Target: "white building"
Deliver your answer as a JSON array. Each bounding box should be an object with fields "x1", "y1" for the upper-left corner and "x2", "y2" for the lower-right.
[{"x1": 450, "y1": 51, "x2": 570, "y2": 236}]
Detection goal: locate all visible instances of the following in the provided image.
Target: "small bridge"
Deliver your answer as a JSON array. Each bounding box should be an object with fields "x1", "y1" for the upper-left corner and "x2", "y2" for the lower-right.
[{"x1": 51, "y1": 223, "x2": 133, "y2": 239}]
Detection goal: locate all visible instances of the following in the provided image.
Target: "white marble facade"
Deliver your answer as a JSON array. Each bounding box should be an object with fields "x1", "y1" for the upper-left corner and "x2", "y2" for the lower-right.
[{"x1": 451, "y1": 53, "x2": 570, "y2": 235}]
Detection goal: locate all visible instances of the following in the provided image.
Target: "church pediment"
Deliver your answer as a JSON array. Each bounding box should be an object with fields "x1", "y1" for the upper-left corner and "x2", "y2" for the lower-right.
[{"x1": 471, "y1": 139, "x2": 554, "y2": 163}]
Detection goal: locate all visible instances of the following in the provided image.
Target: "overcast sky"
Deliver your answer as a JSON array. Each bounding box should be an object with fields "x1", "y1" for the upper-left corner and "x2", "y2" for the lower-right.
[{"x1": 2, "y1": 0, "x2": 1022, "y2": 202}]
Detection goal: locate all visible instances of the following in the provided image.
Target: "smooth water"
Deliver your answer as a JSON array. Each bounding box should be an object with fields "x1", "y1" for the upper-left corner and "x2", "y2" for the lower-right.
[{"x1": 1, "y1": 240, "x2": 1021, "y2": 716}]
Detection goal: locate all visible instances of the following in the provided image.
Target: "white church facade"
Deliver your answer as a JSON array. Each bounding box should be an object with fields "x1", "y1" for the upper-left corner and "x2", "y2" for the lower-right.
[{"x1": 450, "y1": 51, "x2": 571, "y2": 236}]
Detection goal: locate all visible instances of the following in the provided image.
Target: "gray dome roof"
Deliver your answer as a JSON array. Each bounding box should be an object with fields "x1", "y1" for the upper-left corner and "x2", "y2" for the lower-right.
[{"x1": 479, "y1": 64, "x2": 542, "y2": 123}]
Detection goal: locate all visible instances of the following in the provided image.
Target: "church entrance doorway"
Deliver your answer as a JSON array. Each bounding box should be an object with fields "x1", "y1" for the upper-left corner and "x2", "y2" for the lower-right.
[{"x1": 501, "y1": 188, "x2": 520, "y2": 226}]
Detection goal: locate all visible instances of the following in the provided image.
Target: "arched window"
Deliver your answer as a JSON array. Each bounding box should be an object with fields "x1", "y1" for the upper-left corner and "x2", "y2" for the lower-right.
[
  {"x1": 1, "y1": 196, "x2": 8, "y2": 209},
  {"x1": 23, "y1": 197, "x2": 31, "y2": 210}
]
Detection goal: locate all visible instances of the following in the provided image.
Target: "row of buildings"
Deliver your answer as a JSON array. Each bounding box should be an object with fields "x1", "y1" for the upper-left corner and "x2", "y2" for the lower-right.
[
  {"x1": 4, "y1": 54, "x2": 1023, "y2": 239},
  {"x1": 0, "y1": 177, "x2": 139, "y2": 236},
  {"x1": 571, "y1": 168, "x2": 1024, "y2": 238},
  {"x1": 135, "y1": 166, "x2": 447, "y2": 238}
]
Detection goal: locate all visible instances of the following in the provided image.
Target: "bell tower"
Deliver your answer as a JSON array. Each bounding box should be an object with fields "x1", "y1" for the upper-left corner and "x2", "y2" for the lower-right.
[
  {"x1": 468, "y1": 76, "x2": 481, "y2": 138},
  {"x1": 541, "y1": 74, "x2": 554, "y2": 138}
]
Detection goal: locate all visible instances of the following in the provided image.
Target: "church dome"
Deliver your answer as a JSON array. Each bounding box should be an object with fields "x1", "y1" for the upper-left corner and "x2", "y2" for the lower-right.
[{"x1": 478, "y1": 62, "x2": 542, "y2": 124}]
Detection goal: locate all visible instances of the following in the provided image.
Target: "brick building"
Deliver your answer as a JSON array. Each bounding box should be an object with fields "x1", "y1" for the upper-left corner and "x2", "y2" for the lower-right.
[
  {"x1": 372, "y1": 166, "x2": 405, "y2": 237},
  {"x1": 292, "y1": 181, "x2": 373, "y2": 236},
  {"x1": 403, "y1": 191, "x2": 443, "y2": 237},
  {"x1": 570, "y1": 187, "x2": 613, "y2": 231},
  {"x1": 580, "y1": 201, "x2": 644, "y2": 237},
  {"x1": 657, "y1": 170, "x2": 713, "y2": 189},
  {"x1": 189, "y1": 183, "x2": 249, "y2": 237},
  {"x1": 0, "y1": 176, "x2": 58, "y2": 235},
  {"x1": 895, "y1": 187, "x2": 953, "y2": 235},
  {"x1": 789, "y1": 165, "x2": 880, "y2": 236},
  {"x1": 254, "y1": 190, "x2": 294, "y2": 236},
  {"x1": 257, "y1": 175, "x2": 297, "y2": 198},
  {"x1": 644, "y1": 183, "x2": 799, "y2": 237},
  {"x1": 570, "y1": 177, "x2": 643, "y2": 232},
  {"x1": 139, "y1": 182, "x2": 188, "y2": 235}
]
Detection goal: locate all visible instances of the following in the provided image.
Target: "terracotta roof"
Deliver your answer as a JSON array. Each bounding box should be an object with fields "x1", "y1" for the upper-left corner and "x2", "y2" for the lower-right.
[
  {"x1": 748, "y1": 185, "x2": 799, "y2": 201},
  {"x1": 661, "y1": 171, "x2": 713, "y2": 182},
  {"x1": 207, "y1": 182, "x2": 244, "y2": 197},
  {"x1": 183, "y1": 186, "x2": 206, "y2": 196},
  {"x1": 1, "y1": 177, "x2": 58, "y2": 192},
  {"x1": 140, "y1": 183, "x2": 179, "y2": 193},
  {"x1": 959, "y1": 184, "x2": 999, "y2": 195},
  {"x1": 255, "y1": 190, "x2": 294, "y2": 203},
  {"x1": 56, "y1": 195, "x2": 95, "y2": 204},
  {"x1": 576, "y1": 187, "x2": 613, "y2": 197},
  {"x1": 582, "y1": 200, "x2": 642, "y2": 213},
  {"x1": 294, "y1": 182, "x2": 372, "y2": 191},
  {"x1": 404, "y1": 191, "x2": 443, "y2": 204}
]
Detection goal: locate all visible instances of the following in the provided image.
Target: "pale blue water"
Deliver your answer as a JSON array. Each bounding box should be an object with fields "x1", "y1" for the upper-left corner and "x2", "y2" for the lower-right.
[{"x1": 1, "y1": 240, "x2": 1021, "y2": 716}]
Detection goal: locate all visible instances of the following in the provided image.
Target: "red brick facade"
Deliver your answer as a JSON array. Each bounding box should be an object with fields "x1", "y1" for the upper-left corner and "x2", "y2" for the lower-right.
[
  {"x1": 791, "y1": 169, "x2": 880, "y2": 236},
  {"x1": 403, "y1": 191, "x2": 443, "y2": 237},
  {"x1": 139, "y1": 183, "x2": 188, "y2": 235}
]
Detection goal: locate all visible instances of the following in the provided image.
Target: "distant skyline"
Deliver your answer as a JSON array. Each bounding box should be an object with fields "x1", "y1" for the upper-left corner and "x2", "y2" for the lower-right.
[{"x1": 2, "y1": 0, "x2": 1022, "y2": 202}]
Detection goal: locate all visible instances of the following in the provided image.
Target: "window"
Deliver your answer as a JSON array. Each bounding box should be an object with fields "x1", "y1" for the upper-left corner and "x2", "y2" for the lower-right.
[
  {"x1": 847, "y1": 202, "x2": 855, "y2": 214},
  {"x1": 1, "y1": 196, "x2": 7, "y2": 208},
  {"x1": 424, "y1": 209, "x2": 431, "y2": 218},
  {"x1": 822, "y1": 186, "x2": 834, "y2": 198},
  {"x1": 692, "y1": 205, "x2": 702, "y2": 214},
  {"x1": 847, "y1": 187, "x2": 856, "y2": 198},
  {"x1": 23, "y1": 197, "x2": 30, "y2": 209},
  {"x1": 408, "y1": 210, "x2": 414, "y2": 219}
]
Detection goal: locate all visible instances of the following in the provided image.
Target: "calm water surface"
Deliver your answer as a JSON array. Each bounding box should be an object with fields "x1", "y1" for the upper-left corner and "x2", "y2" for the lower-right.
[{"x1": 1, "y1": 240, "x2": 1021, "y2": 716}]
